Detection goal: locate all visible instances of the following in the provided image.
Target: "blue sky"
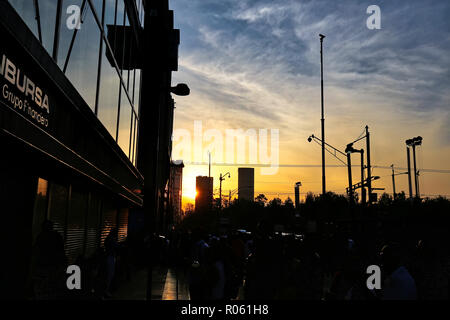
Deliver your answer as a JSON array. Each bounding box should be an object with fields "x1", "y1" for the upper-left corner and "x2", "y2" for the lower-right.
[{"x1": 170, "y1": 0, "x2": 450, "y2": 201}]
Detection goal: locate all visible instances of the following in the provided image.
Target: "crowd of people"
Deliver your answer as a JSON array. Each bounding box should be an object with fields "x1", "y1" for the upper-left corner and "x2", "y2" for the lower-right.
[
  {"x1": 165, "y1": 226, "x2": 450, "y2": 300},
  {"x1": 30, "y1": 218, "x2": 450, "y2": 300}
]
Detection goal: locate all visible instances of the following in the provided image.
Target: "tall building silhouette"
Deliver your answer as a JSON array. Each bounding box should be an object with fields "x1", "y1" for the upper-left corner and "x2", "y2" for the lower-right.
[
  {"x1": 238, "y1": 168, "x2": 254, "y2": 201},
  {"x1": 195, "y1": 176, "x2": 213, "y2": 212},
  {"x1": 169, "y1": 161, "x2": 184, "y2": 224}
]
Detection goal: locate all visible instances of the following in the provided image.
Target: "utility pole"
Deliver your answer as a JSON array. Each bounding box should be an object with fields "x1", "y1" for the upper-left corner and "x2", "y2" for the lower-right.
[
  {"x1": 412, "y1": 144, "x2": 418, "y2": 198},
  {"x1": 219, "y1": 172, "x2": 230, "y2": 210},
  {"x1": 295, "y1": 182, "x2": 301, "y2": 209},
  {"x1": 319, "y1": 34, "x2": 326, "y2": 196},
  {"x1": 406, "y1": 136, "x2": 423, "y2": 199},
  {"x1": 406, "y1": 147, "x2": 413, "y2": 199},
  {"x1": 391, "y1": 164, "x2": 396, "y2": 199},
  {"x1": 346, "y1": 143, "x2": 364, "y2": 204},
  {"x1": 360, "y1": 150, "x2": 365, "y2": 204},
  {"x1": 347, "y1": 152, "x2": 353, "y2": 202},
  {"x1": 417, "y1": 171, "x2": 420, "y2": 198},
  {"x1": 365, "y1": 126, "x2": 372, "y2": 203}
]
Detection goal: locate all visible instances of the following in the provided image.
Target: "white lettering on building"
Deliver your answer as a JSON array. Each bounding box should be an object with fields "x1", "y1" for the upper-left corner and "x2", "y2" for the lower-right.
[{"x1": 1, "y1": 54, "x2": 50, "y2": 114}]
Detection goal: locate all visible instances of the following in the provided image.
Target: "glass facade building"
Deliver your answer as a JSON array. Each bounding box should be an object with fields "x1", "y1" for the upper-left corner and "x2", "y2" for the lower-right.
[
  {"x1": 8, "y1": 0, "x2": 144, "y2": 164},
  {"x1": 0, "y1": 0, "x2": 183, "y2": 299}
]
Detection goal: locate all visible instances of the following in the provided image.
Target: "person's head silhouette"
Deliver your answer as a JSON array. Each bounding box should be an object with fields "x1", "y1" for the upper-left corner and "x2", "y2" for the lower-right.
[{"x1": 379, "y1": 243, "x2": 402, "y2": 274}]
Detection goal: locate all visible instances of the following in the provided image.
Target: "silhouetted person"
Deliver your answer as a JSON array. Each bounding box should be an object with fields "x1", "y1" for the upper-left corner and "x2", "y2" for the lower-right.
[
  {"x1": 410, "y1": 238, "x2": 450, "y2": 300},
  {"x1": 188, "y1": 232, "x2": 209, "y2": 300},
  {"x1": 32, "y1": 220, "x2": 66, "y2": 299},
  {"x1": 104, "y1": 228, "x2": 118, "y2": 298},
  {"x1": 380, "y1": 244, "x2": 417, "y2": 300},
  {"x1": 207, "y1": 241, "x2": 226, "y2": 300}
]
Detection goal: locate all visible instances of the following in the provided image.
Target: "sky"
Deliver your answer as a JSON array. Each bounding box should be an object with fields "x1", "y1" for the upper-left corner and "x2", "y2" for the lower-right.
[{"x1": 169, "y1": 0, "x2": 450, "y2": 207}]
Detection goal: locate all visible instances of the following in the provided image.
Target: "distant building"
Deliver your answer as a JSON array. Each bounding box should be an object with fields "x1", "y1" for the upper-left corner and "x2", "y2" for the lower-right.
[
  {"x1": 238, "y1": 168, "x2": 254, "y2": 201},
  {"x1": 295, "y1": 182, "x2": 302, "y2": 209},
  {"x1": 169, "y1": 161, "x2": 184, "y2": 224},
  {"x1": 195, "y1": 176, "x2": 214, "y2": 212}
]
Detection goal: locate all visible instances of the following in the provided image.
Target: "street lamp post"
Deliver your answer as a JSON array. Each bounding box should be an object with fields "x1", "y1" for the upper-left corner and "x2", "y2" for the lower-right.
[
  {"x1": 170, "y1": 83, "x2": 190, "y2": 96},
  {"x1": 345, "y1": 143, "x2": 365, "y2": 204},
  {"x1": 295, "y1": 182, "x2": 302, "y2": 209},
  {"x1": 391, "y1": 164, "x2": 396, "y2": 199},
  {"x1": 365, "y1": 126, "x2": 372, "y2": 203},
  {"x1": 414, "y1": 137, "x2": 423, "y2": 198},
  {"x1": 406, "y1": 146, "x2": 413, "y2": 199},
  {"x1": 219, "y1": 172, "x2": 230, "y2": 210},
  {"x1": 406, "y1": 136, "x2": 423, "y2": 199},
  {"x1": 319, "y1": 34, "x2": 326, "y2": 196},
  {"x1": 360, "y1": 149, "x2": 365, "y2": 204},
  {"x1": 347, "y1": 152, "x2": 353, "y2": 202}
]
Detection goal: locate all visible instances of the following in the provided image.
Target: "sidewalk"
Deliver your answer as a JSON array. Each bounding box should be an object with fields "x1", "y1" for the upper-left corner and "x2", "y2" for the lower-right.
[
  {"x1": 161, "y1": 268, "x2": 190, "y2": 300},
  {"x1": 111, "y1": 265, "x2": 190, "y2": 300}
]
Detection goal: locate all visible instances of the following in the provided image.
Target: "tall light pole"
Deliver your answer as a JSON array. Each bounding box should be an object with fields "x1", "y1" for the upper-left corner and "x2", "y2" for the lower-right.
[
  {"x1": 365, "y1": 126, "x2": 372, "y2": 203},
  {"x1": 319, "y1": 34, "x2": 326, "y2": 196},
  {"x1": 391, "y1": 164, "x2": 396, "y2": 199},
  {"x1": 345, "y1": 143, "x2": 364, "y2": 204},
  {"x1": 412, "y1": 144, "x2": 418, "y2": 197},
  {"x1": 406, "y1": 146, "x2": 413, "y2": 199},
  {"x1": 345, "y1": 126, "x2": 372, "y2": 203},
  {"x1": 406, "y1": 136, "x2": 423, "y2": 198},
  {"x1": 360, "y1": 149, "x2": 365, "y2": 204},
  {"x1": 295, "y1": 182, "x2": 302, "y2": 209},
  {"x1": 346, "y1": 152, "x2": 353, "y2": 202},
  {"x1": 219, "y1": 172, "x2": 230, "y2": 210}
]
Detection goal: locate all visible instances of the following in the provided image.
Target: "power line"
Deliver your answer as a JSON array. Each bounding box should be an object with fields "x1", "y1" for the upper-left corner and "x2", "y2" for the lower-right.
[
  {"x1": 184, "y1": 161, "x2": 450, "y2": 174},
  {"x1": 311, "y1": 137, "x2": 347, "y2": 166}
]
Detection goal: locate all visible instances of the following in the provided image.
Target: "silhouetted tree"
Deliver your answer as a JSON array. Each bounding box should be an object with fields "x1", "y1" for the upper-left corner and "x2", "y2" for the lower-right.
[
  {"x1": 379, "y1": 192, "x2": 393, "y2": 206},
  {"x1": 284, "y1": 197, "x2": 294, "y2": 208},
  {"x1": 255, "y1": 194, "x2": 268, "y2": 206},
  {"x1": 269, "y1": 197, "x2": 282, "y2": 207}
]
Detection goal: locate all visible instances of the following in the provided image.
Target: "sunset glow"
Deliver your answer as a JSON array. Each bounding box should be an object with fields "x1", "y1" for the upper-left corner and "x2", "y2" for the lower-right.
[{"x1": 172, "y1": 0, "x2": 450, "y2": 205}]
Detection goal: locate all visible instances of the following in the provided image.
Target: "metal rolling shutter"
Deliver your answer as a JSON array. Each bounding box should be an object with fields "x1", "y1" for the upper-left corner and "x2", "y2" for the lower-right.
[
  {"x1": 117, "y1": 209, "x2": 129, "y2": 242},
  {"x1": 100, "y1": 201, "x2": 117, "y2": 247},
  {"x1": 65, "y1": 189, "x2": 88, "y2": 264},
  {"x1": 85, "y1": 194, "x2": 101, "y2": 258},
  {"x1": 48, "y1": 183, "x2": 69, "y2": 240}
]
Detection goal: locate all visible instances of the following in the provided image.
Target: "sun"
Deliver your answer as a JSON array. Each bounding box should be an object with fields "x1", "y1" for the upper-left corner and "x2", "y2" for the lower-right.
[
  {"x1": 184, "y1": 188, "x2": 198, "y2": 200},
  {"x1": 182, "y1": 166, "x2": 207, "y2": 201}
]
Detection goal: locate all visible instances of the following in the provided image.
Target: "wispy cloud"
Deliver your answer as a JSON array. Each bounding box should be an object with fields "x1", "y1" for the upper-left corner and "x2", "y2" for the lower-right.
[{"x1": 171, "y1": 0, "x2": 450, "y2": 197}]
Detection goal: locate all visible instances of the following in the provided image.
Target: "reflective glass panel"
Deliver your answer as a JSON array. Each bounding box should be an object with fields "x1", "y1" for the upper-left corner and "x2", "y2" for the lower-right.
[
  {"x1": 97, "y1": 39, "x2": 120, "y2": 138},
  {"x1": 9, "y1": 0, "x2": 57, "y2": 55},
  {"x1": 118, "y1": 89, "x2": 132, "y2": 157},
  {"x1": 61, "y1": 2, "x2": 101, "y2": 111}
]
